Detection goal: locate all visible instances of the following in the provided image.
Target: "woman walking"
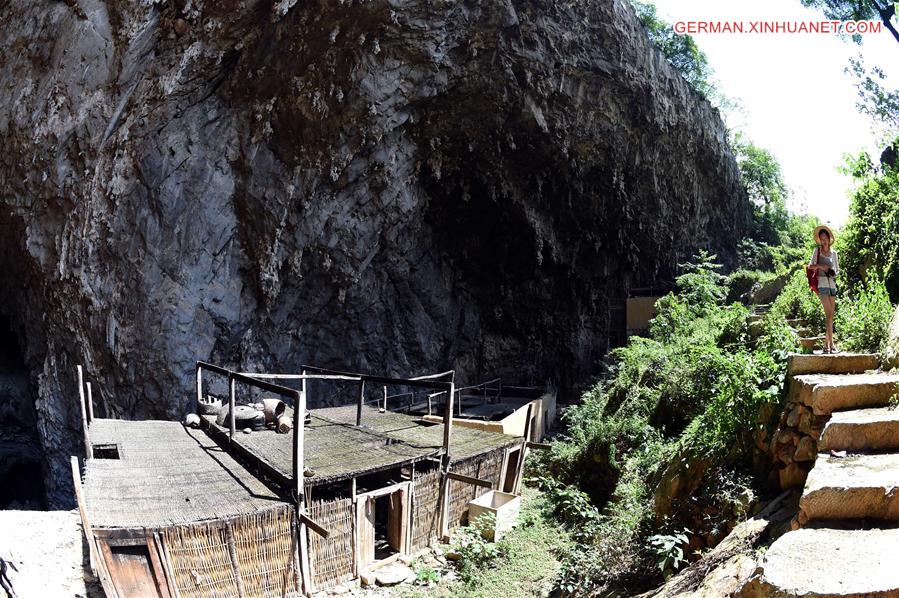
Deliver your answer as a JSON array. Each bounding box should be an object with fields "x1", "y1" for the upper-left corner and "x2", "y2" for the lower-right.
[{"x1": 809, "y1": 225, "x2": 839, "y2": 353}]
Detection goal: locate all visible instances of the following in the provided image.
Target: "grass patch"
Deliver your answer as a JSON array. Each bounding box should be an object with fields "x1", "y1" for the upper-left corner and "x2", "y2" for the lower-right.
[{"x1": 398, "y1": 486, "x2": 571, "y2": 598}]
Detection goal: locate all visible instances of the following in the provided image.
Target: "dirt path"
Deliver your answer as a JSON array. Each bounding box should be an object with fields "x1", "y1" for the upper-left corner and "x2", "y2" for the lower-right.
[{"x1": 0, "y1": 509, "x2": 102, "y2": 597}]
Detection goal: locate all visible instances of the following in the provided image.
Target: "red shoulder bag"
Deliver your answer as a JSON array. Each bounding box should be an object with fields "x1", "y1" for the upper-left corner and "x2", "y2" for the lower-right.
[{"x1": 806, "y1": 247, "x2": 819, "y2": 293}]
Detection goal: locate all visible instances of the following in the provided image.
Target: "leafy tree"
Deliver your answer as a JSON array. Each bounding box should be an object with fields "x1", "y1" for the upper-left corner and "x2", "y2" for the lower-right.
[
  {"x1": 800, "y1": 0, "x2": 899, "y2": 44},
  {"x1": 730, "y1": 135, "x2": 816, "y2": 271},
  {"x1": 837, "y1": 140, "x2": 899, "y2": 300},
  {"x1": 847, "y1": 57, "x2": 899, "y2": 134}
]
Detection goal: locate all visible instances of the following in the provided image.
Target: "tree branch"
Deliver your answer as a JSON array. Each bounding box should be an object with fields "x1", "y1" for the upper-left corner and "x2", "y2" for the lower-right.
[{"x1": 869, "y1": 0, "x2": 899, "y2": 44}]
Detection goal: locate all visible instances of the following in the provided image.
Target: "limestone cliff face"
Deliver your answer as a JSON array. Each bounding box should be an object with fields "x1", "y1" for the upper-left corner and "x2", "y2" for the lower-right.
[{"x1": 0, "y1": 0, "x2": 750, "y2": 505}]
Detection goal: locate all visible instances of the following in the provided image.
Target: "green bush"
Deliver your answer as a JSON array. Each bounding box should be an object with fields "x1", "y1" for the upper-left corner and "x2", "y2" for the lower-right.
[
  {"x1": 449, "y1": 513, "x2": 509, "y2": 583},
  {"x1": 769, "y1": 268, "x2": 824, "y2": 332},
  {"x1": 727, "y1": 268, "x2": 773, "y2": 303},
  {"x1": 837, "y1": 276, "x2": 895, "y2": 353},
  {"x1": 837, "y1": 148, "x2": 899, "y2": 301}
]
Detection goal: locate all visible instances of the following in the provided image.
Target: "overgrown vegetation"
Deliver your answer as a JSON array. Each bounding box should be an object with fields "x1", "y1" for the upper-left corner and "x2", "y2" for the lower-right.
[
  {"x1": 399, "y1": 489, "x2": 572, "y2": 598},
  {"x1": 529, "y1": 246, "x2": 895, "y2": 593},
  {"x1": 837, "y1": 142, "x2": 899, "y2": 302},
  {"x1": 526, "y1": 252, "x2": 792, "y2": 594}
]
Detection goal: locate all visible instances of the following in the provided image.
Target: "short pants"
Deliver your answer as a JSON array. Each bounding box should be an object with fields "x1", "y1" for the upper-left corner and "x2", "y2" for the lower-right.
[{"x1": 818, "y1": 287, "x2": 837, "y2": 297}]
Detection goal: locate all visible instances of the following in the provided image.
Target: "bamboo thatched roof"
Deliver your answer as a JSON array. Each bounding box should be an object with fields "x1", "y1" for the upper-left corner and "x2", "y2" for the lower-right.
[{"x1": 82, "y1": 419, "x2": 287, "y2": 529}]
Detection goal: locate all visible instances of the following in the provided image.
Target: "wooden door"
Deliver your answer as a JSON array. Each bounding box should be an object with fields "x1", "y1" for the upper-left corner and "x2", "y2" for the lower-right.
[
  {"x1": 357, "y1": 496, "x2": 376, "y2": 569},
  {"x1": 103, "y1": 543, "x2": 168, "y2": 598},
  {"x1": 386, "y1": 487, "x2": 407, "y2": 553},
  {"x1": 503, "y1": 449, "x2": 521, "y2": 493}
]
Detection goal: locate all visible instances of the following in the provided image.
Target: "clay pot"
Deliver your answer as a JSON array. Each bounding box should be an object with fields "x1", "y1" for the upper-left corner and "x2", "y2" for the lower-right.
[
  {"x1": 262, "y1": 399, "x2": 287, "y2": 424},
  {"x1": 277, "y1": 414, "x2": 292, "y2": 434}
]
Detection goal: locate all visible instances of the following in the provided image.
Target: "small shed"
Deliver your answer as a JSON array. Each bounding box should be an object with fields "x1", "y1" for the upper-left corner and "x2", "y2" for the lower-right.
[{"x1": 72, "y1": 362, "x2": 536, "y2": 596}]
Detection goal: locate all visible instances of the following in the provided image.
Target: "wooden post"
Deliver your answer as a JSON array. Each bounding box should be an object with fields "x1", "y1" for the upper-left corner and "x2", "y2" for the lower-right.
[
  {"x1": 295, "y1": 384, "x2": 305, "y2": 504},
  {"x1": 225, "y1": 523, "x2": 246, "y2": 598},
  {"x1": 351, "y1": 476, "x2": 358, "y2": 578},
  {"x1": 70, "y1": 456, "x2": 93, "y2": 570},
  {"x1": 77, "y1": 366, "x2": 92, "y2": 459},
  {"x1": 292, "y1": 376, "x2": 312, "y2": 595},
  {"x1": 457, "y1": 389, "x2": 462, "y2": 416},
  {"x1": 513, "y1": 404, "x2": 534, "y2": 495},
  {"x1": 196, "y1": 362, "x2": 203, "y2": 413},
  {"x1": 86, "y1": 382, "x2": 94, "y2": 422},
  {"x1": 383, "y1": 386, "x2": 387, "y2": 410},
  {"x1": 438, "y1": 380, "x2": 455, "y2": 539},
  {"x1": 228, "y1": 373, "x2": 236, "y2": 440},
  {"x1": 356, "y1": 379, "x2": 365, "y2": 426},
  {"x1": 427, "y1": 394, "x2": 432, "y2": 416}
]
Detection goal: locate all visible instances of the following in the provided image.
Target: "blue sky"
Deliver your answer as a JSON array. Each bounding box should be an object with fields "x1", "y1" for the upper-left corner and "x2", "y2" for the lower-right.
[{"x1": 649, "y1": 0, "x2": 899, "y2": 227}]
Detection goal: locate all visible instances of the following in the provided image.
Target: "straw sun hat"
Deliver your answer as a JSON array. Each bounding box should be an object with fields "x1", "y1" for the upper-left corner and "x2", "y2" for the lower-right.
[{"x1": 814, "y1": 225, "x2": 834, "y2": 245}]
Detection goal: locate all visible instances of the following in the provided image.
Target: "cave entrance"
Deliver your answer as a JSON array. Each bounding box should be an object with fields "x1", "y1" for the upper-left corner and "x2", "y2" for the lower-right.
[{"x1": 0, "y1": 314, "x2": 46, "y2": 509}]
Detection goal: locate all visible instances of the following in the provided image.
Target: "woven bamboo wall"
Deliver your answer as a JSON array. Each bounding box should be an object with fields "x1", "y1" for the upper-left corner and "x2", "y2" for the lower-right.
[
  {"x1": 446, "y1": 449, "x2": 505, "y2": 533},
  {"x1": 308, "y1": 496, "x2": 354, "y2": 590},
  {"x1": 162, "y1": 506, "x2": 300, "y2": 597},
  {"x1": 232, "y1": 508, "x2": 300, "y2": 596},
  {"x1": 410, "y1": 470, "x2": 441, "y2": 552}
]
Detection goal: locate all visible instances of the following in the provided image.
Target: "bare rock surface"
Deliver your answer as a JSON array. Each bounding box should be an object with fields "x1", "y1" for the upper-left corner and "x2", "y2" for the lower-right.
[
  {"x1": 0, "y1": 509, "x2": 101, "y2": 597},
  {"x1": 744, "y1": 527, "x2": 899, "y2": 597},
  {"x1": 820, "y1": 407, "x2": 899, "y2": 452},
  {"x1": 0, "y1": 0, "x2": 750, "y2": 505},
  {"x1": 800, "y1": 452, "x2": 899, "y2": 521}
]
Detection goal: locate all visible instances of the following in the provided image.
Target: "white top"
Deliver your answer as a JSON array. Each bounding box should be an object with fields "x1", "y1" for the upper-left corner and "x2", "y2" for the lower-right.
[{"x1": 809, "y1": 247, "x2": 839, "y2": 290}]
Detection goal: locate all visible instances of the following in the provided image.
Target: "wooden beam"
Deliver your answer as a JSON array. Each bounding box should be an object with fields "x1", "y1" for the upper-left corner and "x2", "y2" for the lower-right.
[
  {"x1": 447, "y1": 472, "x2": 492, "y2": 489},
  {"x1": 356, "y1": 379, "x2": 365, "y2": 426},
  {"x1": 526, "y1": 441, "x2": 552, "y2": 450},
  {"x1": 77, "y1": 366, "x2": 92, "y2": 459},
  {"x1": 86, "y1": 382, "x2": 94, "y2": 422},
  {"x1": 299, "y1": 514, "x2": 331, "y2": 539},
  {"x1": 299, "y1": 364, "x2": 453, "y2": 391}
]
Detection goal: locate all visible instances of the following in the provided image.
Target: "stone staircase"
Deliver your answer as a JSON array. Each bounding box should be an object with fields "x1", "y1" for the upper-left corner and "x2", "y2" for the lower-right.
[{"x1": 746, "y1": 353, "x2": 899, "y2": 596}]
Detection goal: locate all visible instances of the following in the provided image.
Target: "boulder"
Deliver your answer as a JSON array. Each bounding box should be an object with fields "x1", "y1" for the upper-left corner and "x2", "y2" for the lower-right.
[
  {"x1": 791, "y1": 436, "x2": 816, "y2": 462},
  {"x1": 778, "y1": 463, "x2": 807, "y2": 490},
  {"x1": 375, "y1": 563, "x2": 413, "y2": 586},
  {"x1": 654, "y1": 454, "x2": 711, "y2": 518}
]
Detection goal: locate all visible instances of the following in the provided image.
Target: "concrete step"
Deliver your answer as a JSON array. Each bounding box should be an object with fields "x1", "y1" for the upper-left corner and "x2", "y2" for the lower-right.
[
  {"x1": 787, "y1": 353, "x2": 880, "y2": 377},
  {"x1": 749, "y1": 527, "x2": 899, "y2": 597},
  {"x1": 790, "y1": 373, "x2": 899, "y2": 415},
  {"x1": 800, "y1": 452, "x2": 899, "y2": 521},
  {"x1": 820, "y1": 407, "x2": 899, "y2": 452}
]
